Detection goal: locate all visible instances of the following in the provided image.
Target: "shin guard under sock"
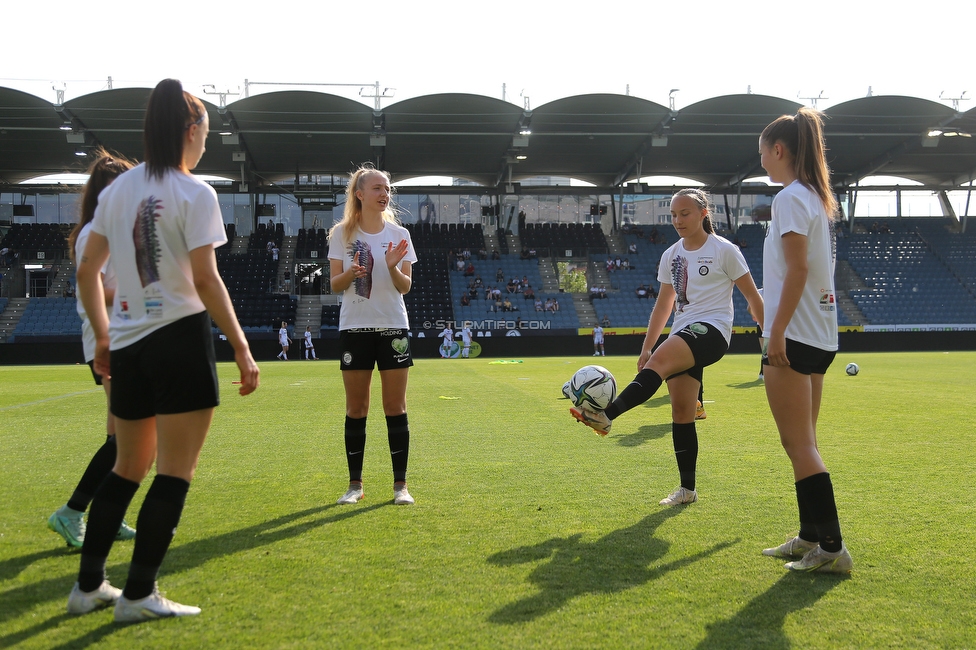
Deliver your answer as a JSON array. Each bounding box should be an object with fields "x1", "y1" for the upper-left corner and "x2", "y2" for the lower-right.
[
  {"x1": 344, "y1": 416, "x2": 367, "y2": 482},
  {"x1": 67, "y1": 436, "x2": 118, "y2": 513},
  {"x1": 78, "y1": 472, "x2": 139, "y2": 591},
  {"x1": 386, "y1": 413, "x2": 410, "y2": 484},
  {"x1": 124, "y1": 474, "x2": 190, "y2": 600},
  {"x1": 603, "y1": 369, "x2": 663, "y2": 421},
  {"x1": 671, "y1": 422, "x2": 698, "y2": 491},
  {"x1": 796, "y1": 472, "x2": 843, "y2": 552}
]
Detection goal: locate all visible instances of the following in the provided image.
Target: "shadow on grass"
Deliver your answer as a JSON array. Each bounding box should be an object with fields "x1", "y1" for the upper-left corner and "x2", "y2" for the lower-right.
[
  {"x1": 0, "y1": 547, "x2": 68, "y2": 582},
  {"x1": 487, "y1": 508, "x2": 738, "y2": 624},
  {"x1": 616, "y1": 422, "x2": 671, "y2": 447},
  {"x1": 695, "y1": 572, "x2": 847, "y2": 649},
  {"x1": 0, "y1": 502, "x2": 383, "y2": 646},
  {"x1": 729, "y1": 377, "x2": 765, "y2": 390}
]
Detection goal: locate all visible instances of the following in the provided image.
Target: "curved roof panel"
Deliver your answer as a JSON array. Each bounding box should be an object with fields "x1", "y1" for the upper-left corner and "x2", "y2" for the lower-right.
[{"x1": 1, "y1": 87, "x2": 974, "y2": 190}]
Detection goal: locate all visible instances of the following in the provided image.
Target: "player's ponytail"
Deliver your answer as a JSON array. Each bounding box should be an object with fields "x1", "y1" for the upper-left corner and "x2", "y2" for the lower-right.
[
  {"x1": 761, "y1": 108, "x2": 838, "y2": 219},
  {"x1": 144, "y1": 79, "x2": 206, "y2": 179}
]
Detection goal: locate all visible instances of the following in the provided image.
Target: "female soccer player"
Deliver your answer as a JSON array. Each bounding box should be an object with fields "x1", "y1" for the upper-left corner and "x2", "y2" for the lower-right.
[
  {"x1": 70, "y1": 79, "x2": 260, "y2": 621},
  {"x1": 758, "y1": 108, "x2": 853, "y2": 573},
  {"x1": 277, "y1": 320, "x2": 292, "y2": 360},
  {"x1": 571, "y1": 188, "x2": 763, "y2": 506},
  {"x1": 48, "y1": 150, "x2": 138, "y2": 548},
  {"x1": 303, "y1": 325, "x2": 317, "y2": 360},
  {"x1": 328, "y1": 165, "x2": 417, "y2": 506}
]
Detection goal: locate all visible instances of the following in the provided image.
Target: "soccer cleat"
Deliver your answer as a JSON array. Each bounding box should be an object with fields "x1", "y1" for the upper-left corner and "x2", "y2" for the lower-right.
[
  {"x1": 659, "y1": 486, "x2": 698, "y2": 506},
  {"x1": 116, "y1": 519, "x2": 137, "y2": 541},
  {"x1": 695, "y1": 401, "x2": 707, "y2": 420},
  {"x1": 67, "y1": 581, "x2": 122, "y2": 615},
  {"x1": 48, "y1": 506, "x2": 86, "y2": 548},
  {"x1": 570, "y1": 406, "x2": 612, "y2": 436},
  {"x1": 336, "y1": 485, "x2": 365, "y2": 505},
  {"x1": 114, "y1": 584, "x2": 201, "y2": 622},
  {"x1": 393, "y1": 484, "x2": 415, "y2": 505},
  {"x1": 785, "y1": 543, "x2": 853, "y2": 574},
  {"x1": 762, "y1": 535, "x2": 818, "y2": 558}
]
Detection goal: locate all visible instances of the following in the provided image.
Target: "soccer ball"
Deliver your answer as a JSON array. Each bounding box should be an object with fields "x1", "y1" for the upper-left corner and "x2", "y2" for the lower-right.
[
  {"x1": 568, "y1": 365, "x2": 617, "y2": 410},
  {"x1": 845, "y1": 362, "x2": 859, "y2": 376},
  {"x1": 562, "y1": 380, "x2": 573, "y2": 401}
]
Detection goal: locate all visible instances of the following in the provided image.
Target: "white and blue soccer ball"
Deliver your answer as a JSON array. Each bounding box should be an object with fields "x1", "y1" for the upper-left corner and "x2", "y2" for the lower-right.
[
  {"x1": 562, "y1": 380, "x2": 573, "y2": 401},
  {"x1": 845, "y1": 362, "x2": 859, "y2": 376},
  {"x1": 568, "y1": 365, "x2": 617, "y2": 410}
]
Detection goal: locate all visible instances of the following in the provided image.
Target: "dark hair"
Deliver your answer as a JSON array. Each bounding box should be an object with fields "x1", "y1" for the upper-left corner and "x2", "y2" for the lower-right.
[
  {"x1": 671, "y1": 188, "x2": 714, "y2": 234},
  {"x1": 68, "y1": 147, "x2": 136, "y2": 262},
  {"x1": 760, "y1": 107, "x2": 838, "y2": 219},
  {"x1": 143, "y1": 78, "x2": 206, "y2": 179}
]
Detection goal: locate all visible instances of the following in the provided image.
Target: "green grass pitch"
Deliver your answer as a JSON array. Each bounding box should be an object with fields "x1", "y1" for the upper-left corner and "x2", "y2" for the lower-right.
[{"x1": 1, "y1": 352, "x2": 974, "y2": 649}]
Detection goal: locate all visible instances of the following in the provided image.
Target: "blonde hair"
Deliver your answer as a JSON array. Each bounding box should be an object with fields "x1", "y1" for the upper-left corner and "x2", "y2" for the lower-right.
[
  {"x1": 760, "y1": 107, "x2": 838, "y2": 220},
  {"x1": 330, "y1": 165, "x2": 400, "y2": 247}
]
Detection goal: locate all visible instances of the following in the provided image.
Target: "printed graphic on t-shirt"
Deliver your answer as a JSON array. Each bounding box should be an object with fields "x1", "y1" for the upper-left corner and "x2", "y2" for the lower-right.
[
  {"x1": 134, "y1": 196, "x2": 163, "y2": 288},
  {"x1": 348, "y1": 239, "x2": 373, "y2": 299},
  {"x1": 671, "y1": 254, "x2": 690, "y2": 313}
]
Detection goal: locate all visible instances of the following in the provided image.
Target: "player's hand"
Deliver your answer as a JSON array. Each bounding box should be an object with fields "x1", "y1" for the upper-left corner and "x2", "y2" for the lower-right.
[
  {"x1": 235, "y1": 349, "x2": 260, "y2": 395},
  {"x1": 765, "y1": 333, "x2": 789, "y2": 367},
  {"x1": 349, "y1": 251, "x2": 367, "y2": 279},
  {"x1": 637, "y1": 349, "x2": 652, "y2": 372},
  {"x1": 93, "y1": 339, "x2": 111, "y2": 380},
  {"x1": 386, "y1": 240, "x2": 409, "y2": 268}
]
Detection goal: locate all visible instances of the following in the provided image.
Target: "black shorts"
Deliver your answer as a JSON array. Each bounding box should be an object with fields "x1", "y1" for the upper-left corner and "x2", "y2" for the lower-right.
[
  {"x1": 339, "y1": 328, "x2": 413, "y2": 371},
  {"x1": 110, "y1": 311, "x2": 219, "y2": 420},
  {"x1": 668, "y1": 322, "x2": 729, "y2": 384},
  {"x1": 87, "y1": 360, "x2": 104, "y2": 386},
  {"x1": 762, "y1": 338, "x2": 836, "y2": 375}
]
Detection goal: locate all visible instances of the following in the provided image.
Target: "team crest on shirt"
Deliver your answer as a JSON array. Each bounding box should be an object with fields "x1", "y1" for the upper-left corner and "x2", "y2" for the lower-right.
[{"x1": 698, "y1": 266, "x2": 709, "y2": 276}]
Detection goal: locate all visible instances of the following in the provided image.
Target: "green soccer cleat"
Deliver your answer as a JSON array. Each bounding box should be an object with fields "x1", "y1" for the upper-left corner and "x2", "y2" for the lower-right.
[{"x1": 48, "y1": 505, "x2": 86, "y2": 548}]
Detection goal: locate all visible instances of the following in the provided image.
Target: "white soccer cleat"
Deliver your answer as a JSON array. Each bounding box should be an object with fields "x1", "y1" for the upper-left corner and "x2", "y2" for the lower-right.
[
  {"x1": 785, "y1": 544, "x2": 853, "y2": 574},
  {"x1": 114, "y1": 584, "x2": 201, "y2": 622},
  {"x1": 337, "y1": 485, "x2": 365, "y2": 505},
  {"x1": 394, "y1": 484, "x2": 415, "y2": 505},
  {"x1": 658, "y1": 486, "x2": 698, "y2": 506},
  {"x1": 762, "y1": 535, "x2": 818, "y2": 559},
  {"x1": 67, "y1": 581, "x2": 122, "y2": 615}
]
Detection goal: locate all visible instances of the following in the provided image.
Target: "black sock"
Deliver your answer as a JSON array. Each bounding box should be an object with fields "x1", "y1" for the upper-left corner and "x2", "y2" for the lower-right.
[
  {"x1": 78, "y1": 472, "x2": 139, "y2": 592},
  {"x1": 671, "y1": 422, "x2": 698, "y2": 491},
  {"x1": 344, "y1": 416, "x2": 367, "y2": 482},
  {"x1": 386, "y1": 413, "x2": 409, "y2": 484},
  {"x1": 794, "y1": 481, "x2": 818, "y2": 544},
  {"x1": 697, "y1": 384, "x2": 704, "y2": 404},
  {"x1": 124, "y1": 474, "x2": 190, "y2": 600},
  {"x1": 67, "y1": 436, "x2": 118, "y2": 512},
  {"x1": 603, "y1": 369, "x2": 662, "y2": 420},
  {"x1": 796, "y1": 472, "x2": 843, "y2": 552}
]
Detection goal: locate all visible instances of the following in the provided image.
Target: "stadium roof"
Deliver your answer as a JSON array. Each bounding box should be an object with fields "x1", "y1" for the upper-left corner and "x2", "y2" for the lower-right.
[{"x1": 1, "y1": 86, "x2": 975, "y2": 191}]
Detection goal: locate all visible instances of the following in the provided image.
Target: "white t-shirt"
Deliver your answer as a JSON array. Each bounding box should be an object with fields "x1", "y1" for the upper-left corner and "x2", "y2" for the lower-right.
[
  {"x1": 91, "y1": 164, "x2": 226, "y2": 350},
  {"x1": 441, "y1": 328, "x2": 454, "y2": 344},
  {"x1": 657, "y1": 233, "x2": 750, "y2": 344},
  {"x1": 460, "y1": 327, "x2": 472, "y2": 345},
  {"x1": 593, "y1": 325, "x2": 604, "y2": 343},
  {"x1": 304, "y1": 330, "x2": 313, "y2": 347},
  {"x1": 328, "y1": 222, "x2": 417, "y2": 330},
  {"x1": 279, "y1": 327, "x2": 289, "y2": 345},
  {"x1": 75, "y1": 223, "x2": 117, "y2": 362},
  {"x1": 762, "y1": 181, "x2": 838, "y2": 351}
]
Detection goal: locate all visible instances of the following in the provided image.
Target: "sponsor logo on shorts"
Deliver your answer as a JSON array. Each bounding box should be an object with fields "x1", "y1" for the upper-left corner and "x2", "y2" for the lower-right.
[
  {"x1": 391, "y1": 337, "x2": 410, "y2": 361},
  {"x1": 342, "y1": 352, "x2": 353, "y2": 365},
  {"x1": 682, "y1": 322, "x2": 709, "y2": 338}
]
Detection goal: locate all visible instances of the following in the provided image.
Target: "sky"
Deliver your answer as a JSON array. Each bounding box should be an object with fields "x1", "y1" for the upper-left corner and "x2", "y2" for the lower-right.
[{"x1": 3, "y1": 0, "x2": 974, "y2": 112}]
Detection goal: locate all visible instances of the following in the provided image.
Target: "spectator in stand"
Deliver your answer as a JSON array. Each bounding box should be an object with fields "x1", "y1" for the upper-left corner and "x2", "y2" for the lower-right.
[
  {"x1": 460, "y1": 293, "x2": 471, "y2": 307},
  {"x1": 534, "y1": 298, "x2": 543, "y2": 311},
  {"x1": 524, "y1": 285, "x2": 535, "y2": 300},
  {"x1": 602, "y1": 314, "x2": 611, "y2": 327},
  {"x1": 478, "y1": 247, "x2": 487, "y2": 260},
  {"x1": 496, "y1": 268, "x2": 504, "y2": 282},
  {"x1": 455, "y1": 258, "x2": 465, "y2": 273},
  {"x1": 553, "y1": 299, "x2": 560, "y2": 312},
  {"x1": 622, "y1": 258, "x2": 631, "y2": 271},
  {"x1": 473, "y1": 275, "x2": 483, "y2": 288},
  {"x1": 491, "y1": 250, "x2": 500, "y2": 260},
  {"x1": 628, "y1": 242, "x2": 638, "y2": 254},
  {"x1": 463, "y1": 262, "x2": 475, "y2": 277},
  {"x1": 636, "y1": 284, "x2": 650, "y2": 299}
]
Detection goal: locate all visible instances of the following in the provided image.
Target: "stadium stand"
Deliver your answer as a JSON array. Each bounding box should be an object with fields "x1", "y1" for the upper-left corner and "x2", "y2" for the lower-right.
[{"x1": 9, "y1": 297, "x2": 81, "y2": 341}]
